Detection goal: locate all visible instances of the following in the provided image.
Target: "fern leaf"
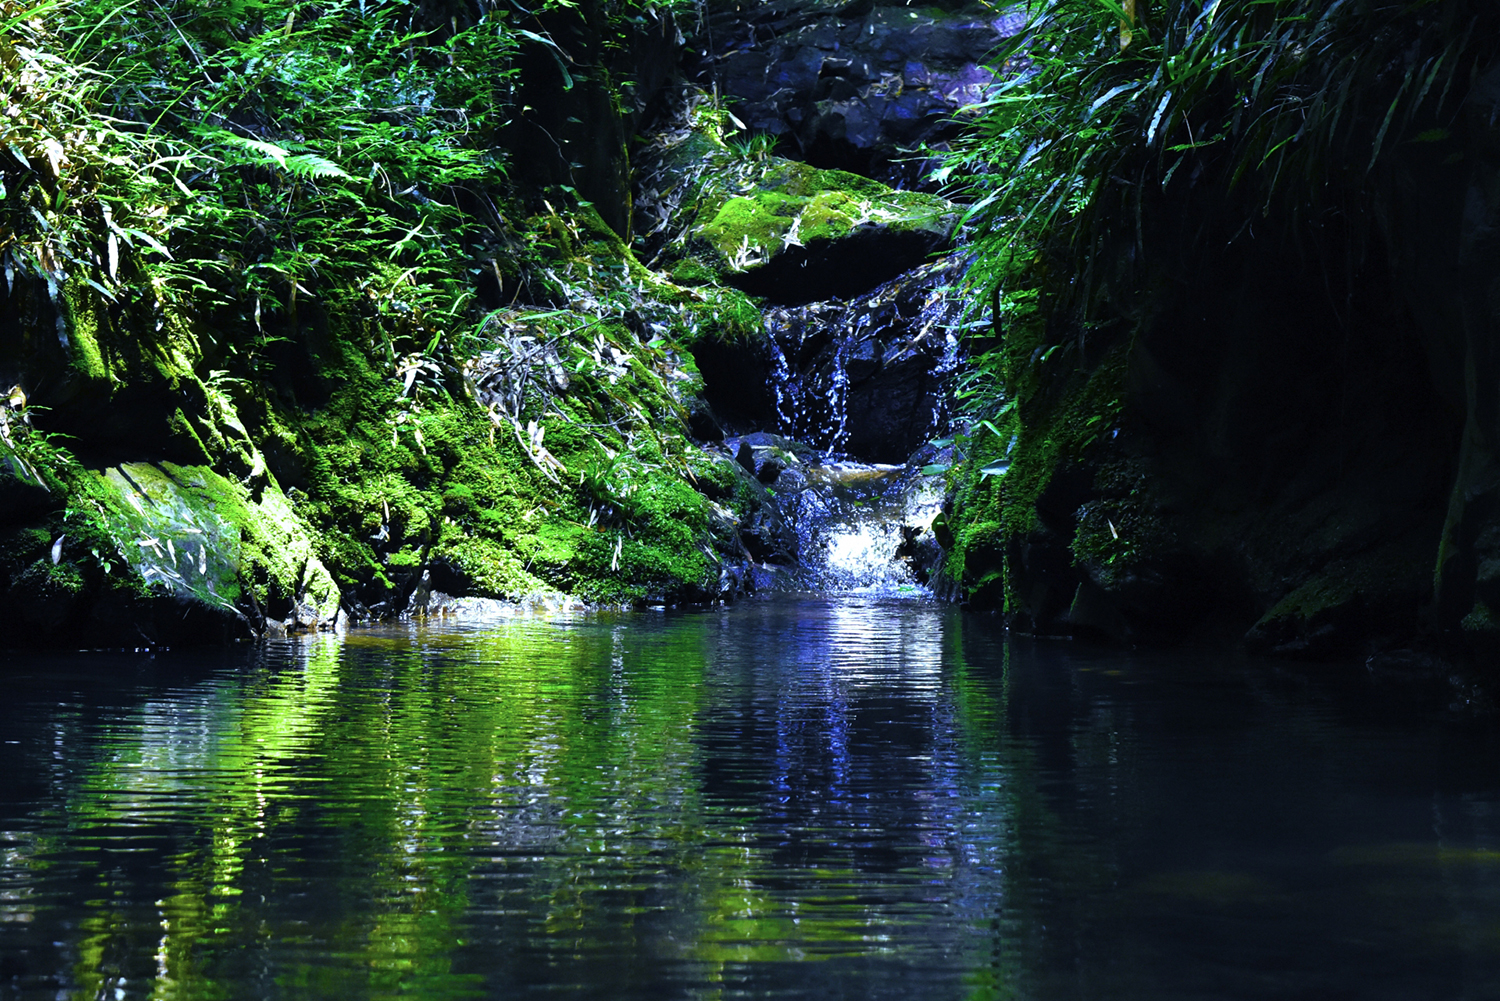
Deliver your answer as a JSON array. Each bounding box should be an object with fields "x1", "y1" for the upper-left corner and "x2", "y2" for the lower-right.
[{"x1": 284, "y1": 154, "x2": 351, "y2": 180}]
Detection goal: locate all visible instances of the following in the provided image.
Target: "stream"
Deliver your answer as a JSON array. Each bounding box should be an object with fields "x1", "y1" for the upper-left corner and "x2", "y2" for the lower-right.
[{"x1": 3, "y1": 599, "x2": 1500, "y2": 999}]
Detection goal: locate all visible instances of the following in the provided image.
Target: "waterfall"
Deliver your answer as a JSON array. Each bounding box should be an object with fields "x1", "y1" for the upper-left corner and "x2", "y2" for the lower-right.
[{"x1": 730, "y1": 255, "x2": 968, "y2": 594}]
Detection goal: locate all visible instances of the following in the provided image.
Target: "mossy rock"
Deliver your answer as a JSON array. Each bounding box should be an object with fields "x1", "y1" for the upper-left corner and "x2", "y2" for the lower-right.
[
  {"x1": 1244, "y1": 537, "x2": 1431, "y2": 659},
  {"x1": 90, "y1": 462, "x2": 340, "y2": 631},
  {"x1": 695, "y1": 166, "x2": 950, "y2": 257},
  {"x1": 689, "y1": 160, "x2": 958, "y2": 302},
  {"x1": 639, "y1": 104, "x2": 958, "y2": 304}
]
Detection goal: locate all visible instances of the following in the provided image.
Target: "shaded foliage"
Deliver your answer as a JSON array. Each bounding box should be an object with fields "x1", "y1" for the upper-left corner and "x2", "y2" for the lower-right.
[{"x1": 946, "y1": 0, "x2": 1500, "y2": 326}]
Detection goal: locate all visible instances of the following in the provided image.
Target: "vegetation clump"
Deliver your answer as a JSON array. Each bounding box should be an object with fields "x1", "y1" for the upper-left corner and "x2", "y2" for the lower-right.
[{"x1": 0, "y1": 0, "x2": 773, "y2": 642}]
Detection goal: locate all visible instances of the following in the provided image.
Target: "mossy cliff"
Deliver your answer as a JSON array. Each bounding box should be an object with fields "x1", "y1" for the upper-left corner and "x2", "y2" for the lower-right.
[{"x1": 0, "y1": 0, "x2": 793, "y2": 645}]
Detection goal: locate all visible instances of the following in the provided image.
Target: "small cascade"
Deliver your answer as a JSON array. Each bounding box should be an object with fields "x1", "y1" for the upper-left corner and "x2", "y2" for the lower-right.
[
  {"x1": 712, "y1": 259, "x2": 971, "y2": 596},
  {"x1": 782, "y1": 460, "x2": 946, "y2": 592},
  {"x1": 729, "y1": 436, "x2": 950, "y2": 596},
  {"x1": 763, "y1": 302, "x2": 849, "y2": 451},
  {"x1": 761, "y1": 255, "x2": 969, "y2": 463}
]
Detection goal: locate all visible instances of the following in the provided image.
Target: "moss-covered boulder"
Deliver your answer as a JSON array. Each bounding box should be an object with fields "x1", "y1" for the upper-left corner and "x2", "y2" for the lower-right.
[
  {"x1": 1244, "y1": 538, "x2": 1432, "y2": 659},
  {"x1": 0, "y1": 8, "x2": 897, "y2": 646},
  {"x1": 636, "y1": 98, "x2": 959, "y2": 304},
  {"x1": 92, "y1": 462, "x2": 340, "y2": 632},
  {"x1": 0, "y1": 451, "x2": 339, "y2": 646}
]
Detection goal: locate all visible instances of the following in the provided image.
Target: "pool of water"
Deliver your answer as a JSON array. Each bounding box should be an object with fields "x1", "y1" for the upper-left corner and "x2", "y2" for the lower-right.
[{"x1": 1, "y1": 595, "x2": 1498, "y2": 999}]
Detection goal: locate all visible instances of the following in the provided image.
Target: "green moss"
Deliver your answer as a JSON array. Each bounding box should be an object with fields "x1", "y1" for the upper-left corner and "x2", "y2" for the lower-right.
[
  {"x1": 1463, "y1": 600, "x2": 1500, "y2": 634},
  {"x1": 60, "y1": 279, "x2": 110, "y2": 383},
  {"x1": 706, "y1": 288, "x2": 763, "y2": 340},
  {"x1": 636, "y1": 117, "x2": 955, "y2": 279},
  {"x1": 431, "y1": 533, "x2": 554, "y2": 598},
  {"x1": 699, "y1": 192, "x2": 800, "y2": 256},
  {"x1": 1247, "y1": 540, "x2": 1430, "y2": 654},
  {"x1": 1261, "y1": 573, "x2": 1361, "y2": 626},
  {"x1": 670, "y1": 257, "x2": 717, "y2": 286},
  {"x1": 262, "y1": 252, "x2": 736, "y2": 611},
  {"x1": 1067, "y1": 458, "x2": 1168, "y2": 590},
  {"x1": 84, "y1": 461, "x2": 340, "y2": 623},
  {"x1": 942, "y1": 329, "x2": 1129, "y2": 610},
  {"x1": 0, "y1": 15, "x2": 788, "y2": 641},
  {"x1": 693, "y1": 162, "x2": 953, "y2": 266}
]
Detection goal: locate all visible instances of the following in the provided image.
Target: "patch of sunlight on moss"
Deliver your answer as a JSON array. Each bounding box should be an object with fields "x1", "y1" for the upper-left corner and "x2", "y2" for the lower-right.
[{"x1": 93, "y1": 461, "x2": 339, "y2": 621}]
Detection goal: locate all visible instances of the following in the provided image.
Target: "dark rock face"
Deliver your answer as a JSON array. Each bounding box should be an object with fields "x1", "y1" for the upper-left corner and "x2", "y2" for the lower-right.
[
  {"x1": 694, "y1": 0, "x2": 1023, "y2": 181},
  {"x1": 725, "y1": 218, "x2": 955, "y2": 304},
  {"x1": 964, "y1": 207, "x2": 1462, "y2": 655},
  {"x1": 504, "y1": 2, "x2": 680, "y2": 235}
]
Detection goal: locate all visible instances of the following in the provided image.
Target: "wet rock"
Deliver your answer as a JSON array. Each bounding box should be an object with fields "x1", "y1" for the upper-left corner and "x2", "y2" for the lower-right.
[
  {"x1": 736, "y1": 439, "x2": 757, "y2": 474},
  {"x1": 764, "y1": 451, "x2": 946, "y2": 591},
  {"x1": 693, "y1": 0, "x2": 1025, "y2": 181},
  {"x1": 0, "y1": 460, "x2": 342, "y2": 647},
  {"x1": 762, "y1": 256, "x2": 967, "y2": 462},
  {"x1": 774, "y1": 465, "x2": 809, "y2": 493},
  {"x1": 685, "y1": 396, "x2": 725, "y2": 442},
  {"x1": 1245, "y1": 538, "x2": 1433, "y2": 659},
  {"x1": 716, "y1": 436, "x2": 804, "y2": 567},
  {"x1": 1364, "y1": 648, "x2": 1450, "y2": 682},
  {"x1": 690, "y1": 256, "x2": 965, "y2": 462},
  {"x1": 0, "y1": 455, "x2": 52, "y2": 523},
  {"x1": 895, "y1": 523, "x2": 942, "y2": 585},
  {"x1": 958, "y1": 262, "x2": 1454, "y2": 653},
  {"x1": 756, "y1": 456, "x2": 785, "y2": 483}
]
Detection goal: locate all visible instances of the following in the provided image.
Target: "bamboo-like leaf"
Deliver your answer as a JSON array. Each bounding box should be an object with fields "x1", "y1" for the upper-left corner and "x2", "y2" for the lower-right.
[
  {"x1": 1367, "y1": 71, "x2": 1414, "y2": 172},
  {"x1": 1145, "y1": 89, "x2": 1173, "y2": 145},
  {"x1": 1087, "y1": 83, "x2": 1138, "y2": 119}
]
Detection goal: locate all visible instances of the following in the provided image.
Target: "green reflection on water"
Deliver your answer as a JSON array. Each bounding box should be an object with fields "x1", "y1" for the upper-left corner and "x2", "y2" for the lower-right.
[
  {"x1": 21, "y1": 609, "x2": 1500, "y2": 1001},
  {"x1": 2, "y1": 603, "x2": 1140, "y2": 1001},
  {"x1": 48, "y1": 612, "x2": 959, "y2": 999}
]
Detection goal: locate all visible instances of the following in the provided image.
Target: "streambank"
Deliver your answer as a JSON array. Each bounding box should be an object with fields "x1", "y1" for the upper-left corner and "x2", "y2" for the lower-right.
[
  {"x1": 0, "y1": 2, "x2": 750, "y2": 645},
  {"x1": 13, "y1": 0, "x2": 1476, "y2": 666},
  {"x1": 930, "y1": 2, "x2": 1500, "y2": 668}
]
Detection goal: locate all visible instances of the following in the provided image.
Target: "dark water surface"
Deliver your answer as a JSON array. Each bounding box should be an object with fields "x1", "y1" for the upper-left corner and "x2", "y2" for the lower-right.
[{"x1": 2, "y1": 595, "x2": 1499, "y2": 1000}]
